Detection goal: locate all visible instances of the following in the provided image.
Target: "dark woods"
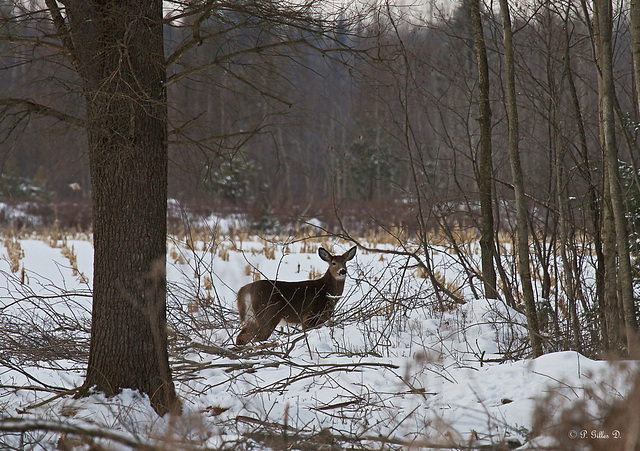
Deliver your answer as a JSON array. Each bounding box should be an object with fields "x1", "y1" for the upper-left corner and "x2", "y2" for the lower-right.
[{"x1": 2, "y1": 3, "x2": 634, "y2": 230}]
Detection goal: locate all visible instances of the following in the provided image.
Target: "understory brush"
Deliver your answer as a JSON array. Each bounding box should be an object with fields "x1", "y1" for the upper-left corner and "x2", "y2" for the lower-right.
[{"x1": 0, "y1": 226, "x2": 634, "y2": 449}]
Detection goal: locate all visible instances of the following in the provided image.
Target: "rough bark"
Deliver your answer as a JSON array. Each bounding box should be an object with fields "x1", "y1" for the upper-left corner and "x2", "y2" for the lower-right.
[
  {"x1": 632, "y1": 0, "x2": 640, "y2": 111},
  {"x1": 467, "y1": 0, "x2": 497, "y2": 300},
  {"x1": 48, "y1": 0, "x2": 179, "y2": 414},
  {"x1": 499, "y1": 0, "x2": 543, "y2": 357},
  {"x1": 594, "y1": 0, "x2": 638, "y2": 353}
]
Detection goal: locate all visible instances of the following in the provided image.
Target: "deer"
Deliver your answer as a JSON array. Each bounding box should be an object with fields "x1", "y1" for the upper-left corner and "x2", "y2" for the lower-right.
[{"x1": 235, "y1": 246, "x2": 357, "y2": 345}]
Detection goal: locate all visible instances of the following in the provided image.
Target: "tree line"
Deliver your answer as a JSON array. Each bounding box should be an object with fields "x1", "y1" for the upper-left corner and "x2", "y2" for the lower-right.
[{"x1": 2, "y1": 2, "x2": 639, "y2": 228}]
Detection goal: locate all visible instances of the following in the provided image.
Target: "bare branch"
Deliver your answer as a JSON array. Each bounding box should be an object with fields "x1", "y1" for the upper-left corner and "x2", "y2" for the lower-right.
[
  {"x1": 0, "y1": 98, "x2": 84, "y2": 127},
  {"x1": 0, "y1": 35, "x2": 64, "y2": 53},
  {"x1": 43, "y1": 0, "x2": 80, "y2": 73}
]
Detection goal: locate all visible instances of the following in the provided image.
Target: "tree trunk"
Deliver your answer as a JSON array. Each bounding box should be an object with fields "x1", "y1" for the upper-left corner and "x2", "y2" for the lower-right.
[
  {"x1": 631, "y1": 0, "x2": 640, "y2": 111},
  {"x1": 602, "y1": 181, "x2": 623, "y2": 350},
  {"x1": 556, "y1": 136, "x2": 581, "y2": 352},
  {"x1": 594, "y1": 0, "x2": 639, "y2": 354},
  {"x1": 52, "y1": 0, "x2": 179, "y2": 414},
  {"x1": 467, "y1": 0, "x2": 497, "y2": 300},
  {"x1": 499, "y1": 0, "x2": 543, "y2": 357},
  {"x1": 562, "y1": 6, "x2": 606, "y2": 350}
]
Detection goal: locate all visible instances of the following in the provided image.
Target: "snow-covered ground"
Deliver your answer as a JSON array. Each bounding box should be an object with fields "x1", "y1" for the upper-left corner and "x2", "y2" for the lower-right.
[{"x1": 0, "y1": 230, "x2": 634, "y2": 449}]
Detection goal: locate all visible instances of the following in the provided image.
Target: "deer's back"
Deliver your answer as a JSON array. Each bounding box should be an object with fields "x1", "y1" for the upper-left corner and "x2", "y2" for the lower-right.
[{"x1": 242, "y1": 278, "x2": 332, "y2": 322}]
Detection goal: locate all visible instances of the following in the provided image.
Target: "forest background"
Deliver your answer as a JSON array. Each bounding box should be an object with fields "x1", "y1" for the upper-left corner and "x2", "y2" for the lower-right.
[{"x1": 3, "y1": 0, "x2": 636, "y2": 234}]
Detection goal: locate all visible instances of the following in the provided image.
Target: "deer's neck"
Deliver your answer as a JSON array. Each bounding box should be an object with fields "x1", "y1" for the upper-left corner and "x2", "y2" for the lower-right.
[{"x1": 321, "y1": 270, "x2": 345, "y2": 296}]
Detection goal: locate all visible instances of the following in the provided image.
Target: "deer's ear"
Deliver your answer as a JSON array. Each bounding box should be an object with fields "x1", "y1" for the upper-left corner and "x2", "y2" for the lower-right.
[
  {"x1": 344, "y1": 246, "x2": 357, "y2": 261},
  {"x1": 318, "y1": 247, "x2": 332, "y2": 262}
]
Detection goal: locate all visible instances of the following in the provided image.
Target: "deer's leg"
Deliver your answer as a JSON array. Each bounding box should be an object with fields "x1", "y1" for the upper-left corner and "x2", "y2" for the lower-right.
[
  {"x1": 255, "y1": 303, "x2": 282, "y2": 341},
  {"x1": 236, "y1": 320, "x2": 259, "y2": 345}
]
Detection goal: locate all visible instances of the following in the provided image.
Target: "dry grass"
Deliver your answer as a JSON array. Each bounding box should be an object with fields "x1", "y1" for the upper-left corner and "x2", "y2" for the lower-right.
[
  {"x1": 307, "y1": 266, "x2": 323, "y2": 280},
  {"x1": 60, "y1": 240, "x2": 83, "y2": 279},
  {"x1": 168, "y1": 245, "x2": 186, "y2": 264},
  {"x1": 531, "y1": 364, "x2": 640, "y2": 450},
  {"x1": 218, "y1": 245, "x2": 230, "y2": 261},
  {"x1": 3, "y1": 236, "x2": 23, "y2": 274}
]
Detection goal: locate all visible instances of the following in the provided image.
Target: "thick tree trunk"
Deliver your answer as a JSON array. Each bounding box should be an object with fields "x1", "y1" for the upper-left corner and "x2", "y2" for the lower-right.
[
  {"x1": 57, "y1": 0, "x2": 179, "y2": 414},
  {"x1": 499, "y1": 0, "x2": 543, "y2": 357},
  {"x1": 467, "y1": 0, "x2": 497, "y2": 300}
]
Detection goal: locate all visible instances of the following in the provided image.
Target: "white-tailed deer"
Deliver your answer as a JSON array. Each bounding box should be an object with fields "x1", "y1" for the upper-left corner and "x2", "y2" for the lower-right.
[{"x1": 235, "y1": 246, "x2": 357, "y2": 345}]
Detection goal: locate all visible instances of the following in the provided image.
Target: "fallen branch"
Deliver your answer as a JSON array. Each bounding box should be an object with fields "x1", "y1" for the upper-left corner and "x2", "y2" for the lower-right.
[
  {"x1": 15, "y1": 388, "x2": 81, "y2": 414},
  {"x1": 0, "y1": 418, "x2": 151, "y2": 449},
  {"x1": 236, "y1": 414, "x2": 482, "y2": 450}
]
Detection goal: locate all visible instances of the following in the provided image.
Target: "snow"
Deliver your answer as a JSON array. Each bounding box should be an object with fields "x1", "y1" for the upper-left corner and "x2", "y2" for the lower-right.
[{"x1": 0, "y1": 232, "x2": 635, "y2": 449}]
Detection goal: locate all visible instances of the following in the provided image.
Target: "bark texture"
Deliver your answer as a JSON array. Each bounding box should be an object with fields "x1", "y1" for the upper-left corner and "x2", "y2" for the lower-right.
[
  {"x1": 594, "y1": 0, "x2": 638, "y2": 353},
  {"x1": 498, "y1": 0, "x2": 543, "y2": 357},
  {"x1": 467, "y1": 0, "x2": 497, "y2": 300},
  {"x1": 50, "y1": 0, "x2": 179, "y2": 414}
]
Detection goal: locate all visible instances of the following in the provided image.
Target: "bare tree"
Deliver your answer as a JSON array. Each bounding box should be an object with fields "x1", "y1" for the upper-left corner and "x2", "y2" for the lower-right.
[
  {"x1": 594, "y1": 0, "x2": 638, "y2": 353},
  {"x1": 498, "y1": 0, "x2": 543, "y2": 357},
  {"x1": 466, "y1": 0, "x2": 497, "y2": 300},
  {"x1": 561, "y1": 2, "x2": 605, "y2": 350},
  {"x1": 0, "y1": 0, "x2": 362, "y2": 415},
  {"x1": 631, "y1": 0, "x2": 640, "y2": 111}
]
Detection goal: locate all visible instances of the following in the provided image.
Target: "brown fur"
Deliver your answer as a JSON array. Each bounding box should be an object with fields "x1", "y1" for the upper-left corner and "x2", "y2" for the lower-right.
[{"x1": 236, "y1": 246, "x2": 357, "y2": 345}]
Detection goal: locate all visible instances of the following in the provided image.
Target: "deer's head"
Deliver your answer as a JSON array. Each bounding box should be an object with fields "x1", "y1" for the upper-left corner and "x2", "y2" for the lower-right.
[{"x1": 318, "y1": 246, "x2": 357, "y2": 281}]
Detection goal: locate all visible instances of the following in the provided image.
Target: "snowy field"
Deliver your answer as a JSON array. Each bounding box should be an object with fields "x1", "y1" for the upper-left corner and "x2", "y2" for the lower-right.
[{"x1": 0, "y1": 225, "x2": 636, "y2": 449}]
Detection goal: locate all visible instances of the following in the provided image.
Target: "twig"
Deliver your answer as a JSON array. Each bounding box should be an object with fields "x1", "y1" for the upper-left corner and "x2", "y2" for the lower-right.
[
  {"x1": 15, "y1": 388, "x2": 81, "y2": 414},
  {"x1": 236, "y1": 414, "x2": 479, "y2": 449},
  {"x1": 188, "y1": 341, "x2": 242, "y2": 359}
]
